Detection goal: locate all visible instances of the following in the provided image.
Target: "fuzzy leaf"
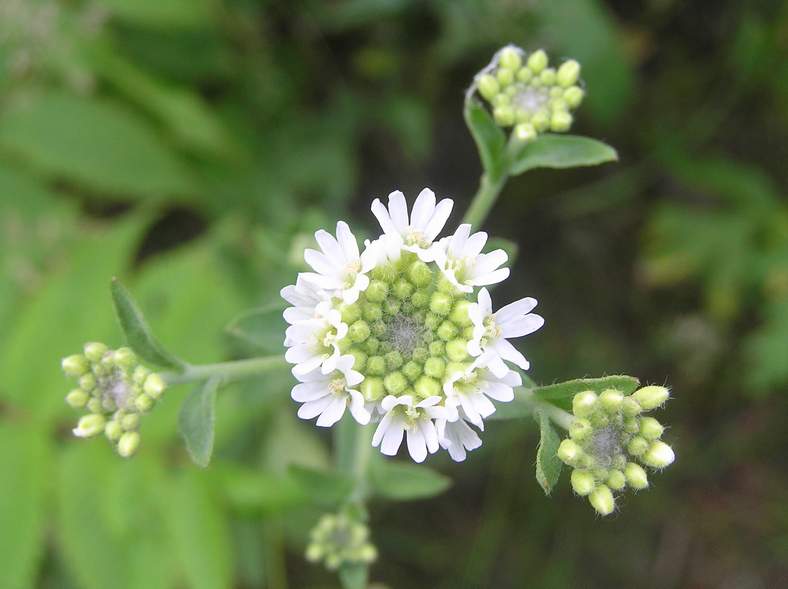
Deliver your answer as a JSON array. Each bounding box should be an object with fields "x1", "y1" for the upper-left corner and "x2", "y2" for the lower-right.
[
  {"x1": 509, "y1": 134, "x2": 617, "y2": 176},
  {"x1": 369, "y1": 460, "x2": 451, "y2": 501},
  {"x1": 111, "y1": 278, "x2": 185, "y2": 369},
  {"x1": 287, "y1": 465, "x2": 354, "y2": 506},
  {"x1": 225, "y1": 303, "x2": 287, "y2": 354},
  {"x1": 535, "y1": 375, "x2": 640, "y2": 409},
  {"x1": 464, "y1": 99, "x2": 507, "y2": 179},
  {"x1": 534, "y1": 410, "x2": 563, "y2": 495},
  {"x1": 178, "y1": 376, "x2": 220, "y2": 467}
]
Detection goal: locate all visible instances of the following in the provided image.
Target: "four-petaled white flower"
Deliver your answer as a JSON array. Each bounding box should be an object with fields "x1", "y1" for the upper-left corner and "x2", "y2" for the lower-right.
[
  {"x1": 284, "y1": 306, "x2": 349, "y2": 376},
  {"x1": 436, "y1": 417, "x2": 482, "y2": 462},
  {"x1": 434, "y1": 224, "x2": 510, "y2": 292},
  {"x1": 468, "y1": 287, "x2": 544, "y2": 377},
  {"x1": 292, "y1": 356, "x2": 370, "y2": 427},
  {"x1": 371, "y1": 188, "x2": 453, "y2": 261},
  {"x1": 303, "y1": 221, "x2": 373, "y2": 304},
  {"x1": 372, "y1": 395, "x2": 456, "y2": 463},
  {"x1": 443, "y1": 359, "x2": 522, "y2": 428}
]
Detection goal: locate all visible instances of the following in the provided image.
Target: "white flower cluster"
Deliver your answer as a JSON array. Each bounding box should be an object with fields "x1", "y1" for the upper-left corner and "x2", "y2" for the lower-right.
[{"x1": 282, "y1": 189, "x2": 544, "y2": 462}]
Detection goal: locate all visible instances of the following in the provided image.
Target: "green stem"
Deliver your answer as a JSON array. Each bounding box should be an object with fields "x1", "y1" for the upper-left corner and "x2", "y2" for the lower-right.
[
  {"x1": 462, "y1": 171, "x2": 509, "y2": 228},
  {"x1": 349, "y1": 424, "x2": 374, "y2": 503},
  {"x1": 537, "y1": 399, "x2": 574, "y2": 430},
  {"x1": 160, "y1": 355, "x2": 287, "y2": 386}
]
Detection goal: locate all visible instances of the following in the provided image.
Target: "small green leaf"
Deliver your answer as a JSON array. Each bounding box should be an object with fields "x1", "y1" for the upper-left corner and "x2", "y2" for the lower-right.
[
  {"x1": 216, "y1": 466, "x2": 308, "y2": 514},
  {"x1": 287, "y1": 465, "x2": 354, "y2": 506},
  {"x1": 509, "y1": 134, "x2": 617, "y2": 176},
  {"x1": 369, "y1": 460, "x2": 451, "y2": 501},
  {"x1": 464, "y1": 99, "x2": 507, "y2": 179},
  {"x1": 111, "y1": 278, "x2": 185, "y2": 369},
  {"x1": 535, "y1": 375, "x2": 640, "y2": 409},
  {"x1": 534, "y1": 410, "x2": 562, "y2": 496},
  {"x1": 339, "y1": 563, "x2": 369, "y2": 589},
  {"x1": 225, "y1": 303, "x2": 286, "y2": 354},
  {"x1": 178, "y1": 376, "x2": 220, "y2": 467}
]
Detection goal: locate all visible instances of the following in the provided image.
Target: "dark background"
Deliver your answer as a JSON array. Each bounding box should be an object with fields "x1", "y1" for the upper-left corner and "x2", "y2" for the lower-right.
[{"x1": 1, "y1": 1, "x2": 786, "y2": 588}]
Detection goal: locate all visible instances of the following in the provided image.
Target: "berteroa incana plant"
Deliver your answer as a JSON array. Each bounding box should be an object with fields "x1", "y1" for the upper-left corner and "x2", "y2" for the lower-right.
[{"x1": 59, "y1": 45, "x2": 675, "y2": 588}]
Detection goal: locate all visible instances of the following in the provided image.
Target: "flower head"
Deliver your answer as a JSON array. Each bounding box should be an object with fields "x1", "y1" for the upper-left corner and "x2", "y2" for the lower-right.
[
  {"x1": 305, "y1": 513, "x2": 377, "y2": 571},
  {"x1": 282, "y1": 189, "x2": 543, "y2": 462},
  {"x1": 61, "y1": 342, "x2": 167, "y2": 457},
  {"x1": 557, "y1": 385, "x2": 675, "y2": 516},
  {"x1": 474, "y1": 45, "x2": 585, "y2": 140}
]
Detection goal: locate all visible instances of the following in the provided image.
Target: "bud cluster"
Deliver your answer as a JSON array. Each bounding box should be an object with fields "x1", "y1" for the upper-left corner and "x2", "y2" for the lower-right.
[
  {"x1": 305, "y1": 513, "x2": 377, "y2": 571},
  {"x1": 475, "y1": 45, "x2": 584, "y2": 141},
  {"x1": 556, "y1": 385, "x2": 675, "y2": 516},
  {"x1": 61, "y1": 342, "x2": 167, "y2": 457}
]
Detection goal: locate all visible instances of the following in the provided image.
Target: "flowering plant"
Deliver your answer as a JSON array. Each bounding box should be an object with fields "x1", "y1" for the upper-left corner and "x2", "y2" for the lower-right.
[{"x1": 59, "y1": 45, "x2": 674, "y2": 588}]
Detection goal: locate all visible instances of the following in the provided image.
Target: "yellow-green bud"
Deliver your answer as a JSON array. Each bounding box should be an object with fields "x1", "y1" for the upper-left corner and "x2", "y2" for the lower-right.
[
  {"x1": 625, "y1": 462, "x2": 649, "y2": 490},
  {"x1": 437, "y1": 320, "x2": 458, "y2": 341},
  {"x1": 121, "y1": 413, "x2": 140, "y2": 431},
  {"x1": 105, "y1": 420, "x2": 123, "y2": 441},
  {"x1": 642, "y1": 441, "x2": 675, "y2": 469},
  {"x1": 531, "y1": 110, "x2": 549, "y2": 132},
  {"x1": 557, "y1": 439, "x2": 583, "y2": 464},
  {"x1": 632, "y1": 386, "x2": 670, "y2": 410},
  {"x1": 627, "y1": 436, "x2": 649, "y2": 457},
  {"x1": 493, "y1": 105, "x2": 515, "y2": 127},
  {"x1": 621, "y1": 397, "x2": 642, "y2": 417},
  {"x1": 341, "y1": 302, "x2": 362, "y2": 324},
  {"x1": 424, "y1": 357, "x2": 446, "y2": 379},
  {"x1": 113, "y1": 347, "x2": 137, "y2": 368},
  {"x1": 572, "y1": 390, "x2": 597, "y2": 417},
  {"x1": 415, "y1": 376, "x2": 441, "y2": 399},
  {"x1": 360, "y1": 377, "x2": 384, "y2": 401},
  {"x1": 570, "y1": 469, "x2": 596, "y2": 496},
  {"x1": 599, "y1": 388, "x2": 624, "y2": 413},
  {"x1": 445, "y1": 339, "x2": 468, "y2": 362},
  {"x1": 65, "y1": 388, "x2": 89, "y2": 408},
  {"x1": 135, "y1": 394, "x2": 154, "y2": 412},
  {"x1": 449, "y1": 300, "x2": 473, "y2": 326},
  {"x1": 408, "y1": 261, "x2": 432, "y2": 286},
  {"x1": 366, "y1": 280, "x2": 388, "y2": 302},
  {"x1": 478, "y1": 74, "x2": 499, "y2": 100},
  {"x1": 62, "y1": 355, "x2": 88, "y2": 377},
  {"x1": 589, "y1": 485, "x2": 615, "y2": 516},
  {"x1": 499, "y1": 46, "x2": 522, "y2": 70},
  {"x1": 83, "y1": 342, "x2": 108, "y2": 362},
  {"x1": 496, "y1": 68, "x2": 514, "y2": 87},
  {"x1": 527, "y1": 49, "x2": 548, "y2": 73},
  {"x1": 366, "y1": 356, "x2": 386, "y2": 376},
  {"x1": 78, "y1": 373, "x2": 96, "y2": 392},
  {"x1": 550, "y1": 111, "x2": 573, "y2": 132},
  {"x1": 606, "y1": 469, "x2": 626, "y2": 491},
  {"x1": 384, "y1": 371, "x2": 408, "y2": 395},
  {"x1": 569, "y1": 417, "x2": 593, "y2": 441},
  {"x1": 513, "y1": 123, "x2": 537, "y2": 143},
  {"x1": 429, "y1": 292, "x2": 453, "y2": 316},
  {"x1": 557, "y1": 60, "x2": 581, "y2": 87},
  {"x1": 74, "y1": 414, "x2": 106, "y2": 438},
  {"x1": 117, "y1": 431, "x2": 140, "y2": 458},
  {"x1": 539, "y1": 68, "x2": 556, "y2": 85},
  {"x1": 639, "y1": 416, "x2": 664, "y2": 440},
  {"x1": 349, "y1": 320, "x2": 371, "y2": 343},
  {"x1": 143, "y1": 373, "x2": 166, "y2": 399}
]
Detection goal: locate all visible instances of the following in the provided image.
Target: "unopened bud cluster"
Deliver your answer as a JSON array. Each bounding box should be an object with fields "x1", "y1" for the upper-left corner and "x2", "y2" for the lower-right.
[
  {"x1": 61, "y1": 342, "x2": 167, "y2": 457},
  {"x1": 305, "y1": 513, "x2": 377, "y2": 571},
  {"x1": 476, "y1": 46, "x2": 584, "y2": 141},
  {"x1": 557, "y1": 385, "x2": 675, "y2": 516}
]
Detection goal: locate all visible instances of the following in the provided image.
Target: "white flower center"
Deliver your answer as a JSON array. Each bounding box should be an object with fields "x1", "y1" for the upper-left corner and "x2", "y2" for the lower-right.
[
  {"x1": 513, "y1": 85, "x2": 549, "y2": 115},
  {"x1": 384, "y1": 314, "x2": 426, "y2": 356}
]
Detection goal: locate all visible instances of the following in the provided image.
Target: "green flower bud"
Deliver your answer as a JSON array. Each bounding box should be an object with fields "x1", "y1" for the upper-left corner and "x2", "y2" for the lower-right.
[
  {"x1": 341, "y1": 302, "x2": 362, "y2": 324},
  {"x1": 408, "y1": 261, "x2": 432, "y2": 286},
  {"x1": 625, "y1": 462, "x2": 649, "y2": 490},
  {"x1": 539, "y1": 67, "x2": 556, "y2": 85},
  {"x1": 65, "y1": 388, "x2": 89, "y2": 408},
  {"x1": 550, "y1": 111, "x2": 573, "y2": 133},
  {"x1": 366, "y1": 280, "x2": 389, "y2": 303},
  {"x1": 143, "y1": 373, "x2": 166, "y2": 399},
  {"x1": 499, "y1": 46, "x2": 522, "y2": 70},
  {"x1": 78, "y1": 373, "x2": 96, "y2": 392},
  {"x1": 513, "y1": 123, "x2": 537, "y2": 143},
  {"x1": 384, "y1": 371, "x2": 408, "y2": 395},
  {"x1": 117, "y1": 431, "x2": 140, "y2": 458},
  {"x1": 493, "y1": 105, "x2": 515, "y2": 127},
  {"x1": 496, "y1": 68, "x2": 514, "y2": 87},
  {"x1": 349, "y1": 320, "x2": 371, "y2": 343},
  {"x1": 642, "y1": 441, "x2": 675, "y2": 469},
  {"x1": 112, "y1": 347, "x2": 137, "y2": 368},
  {"x1": 564, "y1": 86, "x2": 584, "y2": 108},
  {"x1": 437, "y1": 320, "x2": 458, "y2": 341},
  {"x1": 557, "y1": 59, "x2": 581, "y2": 87},
  {"x1": 569, "y1": 417, "x2": 593, "y2": 441},
  {"x1": 478, "y1": 74, "x2": 500, "y2": 100},
  {"x1": 445, "y1": 339, "x2": 468, "y2": 362},
  {"x1": 74, "y1": 414, "x2": 106, "y2": 438},
  {"x1": 570, "y1": 469, "x2": 596, "y2": 496},
  {"x1": 627, "y1": 436, "x2": 649, "y2": 457},
  {"x1": 606, "y1": 469, "x2": 626, "y2": 491},
  {"x1": 589, "y1": 485, "x2": 615, "y2": 516},
  {"x1": 429, "y1": 292, "x2": 452, "y2": 316},
  {"x1": 527, "y1": 49, "x2": 548, "y2": 73},
  {"x1": 632, "y1": 386, "x2": 670, "y2": 410},
  {"x1": 402, "y1": 361, "x2": 422, "y2": 382},
  {"x1": 639, "y1": 416, "x2": 664, "y2": 440},
  {"x1": 360, "y1": 377, "x2": 385, "y2": 402},
  {"x1": 621, "y1": 397, "x2": 642, "y2": 417},
  {"x1": 424, "y1": 357, "x2": 446, "y2": 379},
  {"x1": 83, "y1": 342, "x2": 108, "y2": 362},
  {"x1": 87, "y1": 398, "x2": 103, "y2": 414},
  {"x1": 121, "y1": 413, "x2": 140, "y2": 431},
  {"x1": 135, "y1": 394, "x2": 154, "y2": 413},
  {"x1": 366, "y1": 356, "x2": 386, "y2": 376},
  {"x1": 105, "y1": 420, "x2": 123, "y2": 441},
  {"x1": 599, "y1": 388, "x2": 624, "y2": 413},
  {"x1": 362, "y1": 302, "x2": 383, "y2": 322},
  {"x1": 415, "y1": 376, "x2": 441, "y2": 399},
  {"x1": 557, "y1": 439, "x2": 583, "y2": 465},
  {"x1": 572, "y1": 391, "x2": 597, "y2": 417},
  {"x1": 62, "y1": 355, "x2": 88, "y2": 377}
]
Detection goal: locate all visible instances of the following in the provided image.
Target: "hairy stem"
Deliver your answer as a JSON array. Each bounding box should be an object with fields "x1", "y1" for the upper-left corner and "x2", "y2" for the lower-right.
[
  {"x1": 462, "y1": 172, "x2": 509, "y2": 228},
  {"x1": 538, "y1": 400, "x2": 574, "y2": 430},
  {"x1": 160, "y1": 355, "x2": 288, "y2": 386}
]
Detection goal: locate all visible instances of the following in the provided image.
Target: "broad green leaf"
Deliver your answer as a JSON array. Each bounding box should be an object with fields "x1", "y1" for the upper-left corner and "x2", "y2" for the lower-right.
[
  {"x1": 464, "y1": 99, "x2": 507, "y2": 179},
  {"x1": 287, "y1": 465, "x2": 354, "y2": 506},
  {"x1": 217, "y1": 465, "x2": 308, "y2": 515},
  {"x1": 509, "y1": 134, "x2": 617, "y2": 176},
  {"x1": 178, "y1": 376, "x2": 220, "y2": 467},
  {"x1": 339, "y1": 564, "x2": 369, "y2": 589},
  {"x1": 0, "y1": 425, "x2": 49, "y2": 589},
  {"x1": 534, "y1": 410, "x2": 562, "y2": 496},
  {"x1": 0, "y1": 215, "x2": 146, "y2": 423},
  {"x1": 167, "y1": 471, "x2": 233, "y2": 589},
  {"x1": 225, "y1": 303, "x2": 287, "y2": 354},
  {"x1": 0, "y1": 92, "x2": 195, "y2": 199},
  {"x1": 369, "y1": 460, "x2": 451, "y2": 501},
  {"x1": 95, "y1": 0, "x2": 213, "y2": 29},
  {"x1": 111, "y1": 278, "x2": 185, "y2": 369}
]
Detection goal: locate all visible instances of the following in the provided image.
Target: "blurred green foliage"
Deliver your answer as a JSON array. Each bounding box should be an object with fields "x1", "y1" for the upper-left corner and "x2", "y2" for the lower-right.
[{"x1": 1, "y1": 0, "x2": 787, "y2": 588}]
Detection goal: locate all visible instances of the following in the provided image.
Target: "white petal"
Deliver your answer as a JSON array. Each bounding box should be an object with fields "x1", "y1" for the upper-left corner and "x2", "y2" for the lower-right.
[
  {"x1": 371, "y1": 198, "x2": 398, "y2": 237},
  {"x1": 304, "y1": 249, "x2": 337, "y2": 276},
  {"x1": 348, "y1": 391, "x2": 371, "y2": 425},
  {"x1": 410, "y1": 188, "x2": 436, "y2": 231},
  {"x1": 473, "y1": 249, "x2": 508, "y2": 275},
  {"x1": 372, "y1": 412, "x2": 393, "y2": 447},
  {"x1": 406, "y1": 425, "x2": 428, "y2": 463},
  {"x1": 297, "y1": 395, "x2": 334, "y2": 420},
  {"x1": 468, "y1": 267, "x2": 510, "y2": 287},
  {"x1": 500, "y1": 313, "x2": 544, "y2": 338},
  {"x1": 464, "y1": 230, "x2": 488, "y2": 257},
  {"x1": 478, "y1": 287, "x2": 493, "y2": 315},
  {"x1": 315, "y1": 229, "x2": 344, "y2": 264},
  {"x1": 316, "y1": 396, "x2": 347, "y2": 427},
  {"x1": 291, "y1": 380, "x2": 329, "y2": 402},
  {"x1": 380, "y1": 418, "x2": 406, "y2": 456},
  {"x1": 423, "y1": 198, "x2": 453, "y2": 241},
  {"x1": 387, "y1": 191, "x2": 409, "y2": 234},
  {"x1": 495, "y1": 297, "x2": 538, "y2": 323},
  {"x1": 335, "y1": 221, "x2": 359, "y2": 261},
  {"x1": 492, "y1": 339, "x2": 530, "y2": 371},
  {"x1": 420, "y1": 419, "x2": 439, "y2": 454}
]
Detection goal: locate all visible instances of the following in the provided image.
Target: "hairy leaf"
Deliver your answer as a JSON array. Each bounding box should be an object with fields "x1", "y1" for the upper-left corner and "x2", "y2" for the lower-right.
[
  {"x1": 534, "y1": 410, "x2": 563, "y2": 495},
  {"x1": 369, "y1": 460, "x2": 451, "y2": 501},
  {"x1": 509, "y1": 134, "x2": 617, "y2": 176},
  {"x1": 178, "y1": 376, "x2": 220, "y2": 467}
]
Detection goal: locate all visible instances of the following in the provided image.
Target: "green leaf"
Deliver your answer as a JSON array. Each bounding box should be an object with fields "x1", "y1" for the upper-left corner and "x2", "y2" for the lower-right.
[
  {"x1": 0, "y1": 425, "x2": 49, "y2": 589},
  {"x1": 178, "y1": 376, "x2": 220, "y2": 467},
  {"x1": 509, "y1": 134, "x2": 618, "y2": 176},
  {"x1": 0, "y1": 92, "x2": 195, "y2": 199},
  {"x1": 111, "y1": 278, "x2": 185, "y2": 369},
  {"x1": 464, "y1": 99, "x2": 507, "y2": 178},
  {"x1": 287, "y1": 465, "x2": 354, "y2": 506},
  {"x1": 225, "y1": 303, "x2": 287, "y2": 354},
  {"x1": 369, "y1": 460, "x2": 451, "y2": 501},
  {"x1": 534, "y1": 410, "x2": 562, "y2": 496},
  {"x1": 167, "y1": 472, "x2": 233, "y2": 589},
  {"x1": 216, "y1": 465, "x2": 308, "y2": 515},
  {"x1": 339, "y1": 563, "x2": 369, "y2": 589},
  {"x1": 91, "y1": 0, "x2": 213, "y2": 29},
  {"x1": 535, "y1": 375, "x2": 640, "y2": 406}
]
